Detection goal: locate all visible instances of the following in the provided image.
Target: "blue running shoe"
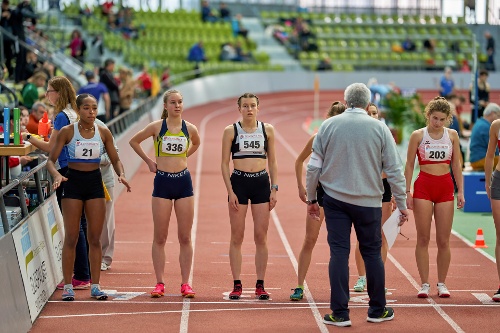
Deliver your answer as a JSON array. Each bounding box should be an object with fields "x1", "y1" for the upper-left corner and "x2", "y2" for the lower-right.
[
  {"x1": 62, "y1": 287, "x2": 75, "y2": 301},
  {"x1": 91, "y1": 286, "x2": 108, "y2": 300},
  {"x1": 290, "y1": 287, "x2": 304, "y2": 301}
]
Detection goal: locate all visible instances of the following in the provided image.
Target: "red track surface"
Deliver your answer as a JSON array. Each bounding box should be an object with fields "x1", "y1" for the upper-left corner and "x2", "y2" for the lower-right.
[{"x1": 31, "y1": 91, "x2": 500, "y2": 333}]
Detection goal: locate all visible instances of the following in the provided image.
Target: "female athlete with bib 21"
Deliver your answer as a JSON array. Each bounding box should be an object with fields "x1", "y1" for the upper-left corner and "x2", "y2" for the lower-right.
[{"x1": 405, "y1": 96, "x2": 464, "y2": 298}]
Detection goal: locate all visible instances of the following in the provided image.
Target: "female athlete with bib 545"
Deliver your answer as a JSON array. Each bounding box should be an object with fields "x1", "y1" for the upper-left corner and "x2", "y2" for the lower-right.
[
  {"x1": 129, "y1": 89, "x2": 200, "y2": 298},
  {"x1": 221, "y1": 93, "x2": 278, "y2": 300},
  {"x1": 405, "y1": 96, "x2": 464, "y2": 298}
]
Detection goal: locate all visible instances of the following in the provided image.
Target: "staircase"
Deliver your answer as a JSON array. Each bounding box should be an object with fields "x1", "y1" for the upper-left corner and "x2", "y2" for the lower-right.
[{"x1": 242, "y1": 17, "x2": 303, "y2": 71}]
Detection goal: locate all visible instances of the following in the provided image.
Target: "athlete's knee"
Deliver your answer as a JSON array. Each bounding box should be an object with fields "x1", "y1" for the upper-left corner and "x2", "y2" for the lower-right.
[
  {"x1": 153, "y1": 234, "x2": 168, "y2": 246},
  {"x1": 302, "y1": 236, "x2": 318, "y2": 251},
  {"x1": 435, "y1": 237, "x2": 450, "y2": 250},
  {"x1": 254, "y1": 234, "x2": 267, "y2": 246},
  {"x1": 178, "y1": 234, "x2": 192, "y2": 246},
  {"x1": 416, "y1": 235, "x2": 430, "y2": 247},
  {"x1": 230, "y1": 234, "x2": 244, "y2": 246}
]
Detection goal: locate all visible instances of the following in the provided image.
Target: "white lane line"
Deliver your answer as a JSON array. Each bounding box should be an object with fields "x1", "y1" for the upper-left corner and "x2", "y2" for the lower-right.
[
  {"x1": 39, "y1": 302, "x2": 500, "y2": 319},
  {"x1": 450, "y1": 230, "x2": 496, "y2": 263},
  {"x1": 106, "y1": 273, "x2": 152, "y2": 275},
  {"x1": 387, "y1": 253, "x2": 465, "y2": 333},
  {"x1": 115, "y1": 241, "x2": 172, "y2": 244}
]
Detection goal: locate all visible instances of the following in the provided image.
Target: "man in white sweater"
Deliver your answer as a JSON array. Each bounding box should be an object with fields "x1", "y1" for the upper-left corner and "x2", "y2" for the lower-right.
[{"x1": 306, "y1": 83, "x2": 409, "y2": 327}]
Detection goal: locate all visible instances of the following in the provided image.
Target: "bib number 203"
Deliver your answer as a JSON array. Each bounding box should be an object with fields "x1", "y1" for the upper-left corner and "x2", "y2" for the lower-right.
[{"x1": 429, "y1": 150, "x2": 445, "y2": 159}]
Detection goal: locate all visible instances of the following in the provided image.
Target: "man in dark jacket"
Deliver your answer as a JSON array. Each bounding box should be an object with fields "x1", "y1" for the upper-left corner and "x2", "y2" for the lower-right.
[{"x1": 99, "y1": 58, "x2": 120, "y2": 119}]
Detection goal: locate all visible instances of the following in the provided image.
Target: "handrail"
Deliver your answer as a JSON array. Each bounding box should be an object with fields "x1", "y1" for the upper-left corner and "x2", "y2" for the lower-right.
[
  {"x1": 0, "y1": 81, "x2": 19, "y2": 107},
  {"x1": 0, "y1": 159, "x2": 49, "y2": 234}
]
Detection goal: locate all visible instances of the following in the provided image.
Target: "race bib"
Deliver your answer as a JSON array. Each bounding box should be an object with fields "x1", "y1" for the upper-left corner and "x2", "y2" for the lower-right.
[
  {"x1": 239, "y1": 133, "x2": 265, "y2": 152},
  {"x1": 424, "y1": 144, "x2": 450, "y2": 161},
  {"x1": 75, "y1": 141, "x2": 100, "y2": 159},
  {"x1": 162, "y1": 136, "x2": 188, "y2": 154}
]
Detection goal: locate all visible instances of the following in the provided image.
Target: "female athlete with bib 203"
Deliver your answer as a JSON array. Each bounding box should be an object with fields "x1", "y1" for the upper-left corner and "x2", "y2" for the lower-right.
[
  {"x1": 405, "y1": 97, "x2": 464, "y2": 298},
  {"x1": 221, "y1": 93, "x2": 278, "y2": 300},
  {"x1": 129, "y1": 89, "x2": 200, "y2": 298},
  {"x1": 47, "y1": 94, "x2": 131, "y2": 301}
]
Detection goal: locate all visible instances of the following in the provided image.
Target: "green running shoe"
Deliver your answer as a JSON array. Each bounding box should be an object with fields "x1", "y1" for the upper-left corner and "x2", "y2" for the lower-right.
[{"x1": 353, "y1": 276, "x2": 366, "y2": 292}]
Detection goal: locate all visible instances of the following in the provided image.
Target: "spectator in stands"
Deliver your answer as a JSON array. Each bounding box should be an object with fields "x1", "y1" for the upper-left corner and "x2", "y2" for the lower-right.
[
  {"x1": 187, "y1": 41, "x2": 207, "y2": 63},
  {"x1": 232, "y1": 14, "x2": 249, "y2": 39},
  {"x1": 101, "y1": 0, "x2": 114, "y2": 17},
  {"x1": 24, "y1": 50, "x2": 43, "y2": 81},
  {"x1": 234, "y1": 40, "x2": 253, "y2": 62},
  {"x1": 66, "y1": 29, "x2": 86, "y2": 64},
  {"x1": 77, "y1": 70, "x2": 110, "y2": 122},
  {"x1": 201, "y1": 0, "x2": 216, "y2": 22},
  {"x1": 485, "y1": 31, "x2": 496, "y2": 72},
  {"x1": 1, "y1": 0, "x2": 14, "y2": 79},
  {"x1": 118, "y1": 66, "x2": 135, "y2": 114},
  {"x1": 87, "y1": 34, "x2": 104, "y2": 69},
  {"x1": 219, "y1": 2, "x2": 230, "y2": 21},
  {"x1": 423, "y1": 38, "x2": 435, "y2": 52},
  {"x1": 161, "y1": 66, "x2": 171, "y2": 89},
  {"x1": 99, "y1": 58, "x2": 120, "y2": 119},
  {"x1": 136, "y1": 66, "x2": 152, "y2": 97},
  {"x1": 402, "y1": 37, "x2": 416, "y2": 52},
  {"x1": 220, "y1": 42, "x2": 238, "y2": 61},
  {"x1": 439, "y1": 66, "x2": 455, "y2": 97},
  {"x1": 26, "y1": 101, "x2": 47, "y2": 134},
  {"x1": 21, "y1": 71, "x2": 47, "y2": 109},
  {"x1": 317, "y1": 57, "x2": 332, "y2": 71},
  {"x1": 469, "y1": 103, "x2": 500, "y2": 170},
  {"x1": 20, "y1": 105, "x2": 29, "y2": 132},
  {"x1": 470, "y1": 69, "x2": 490, "y2": 124},
  {"x1": 10, "y1": 0, "x2": 37, "y2": 83}
]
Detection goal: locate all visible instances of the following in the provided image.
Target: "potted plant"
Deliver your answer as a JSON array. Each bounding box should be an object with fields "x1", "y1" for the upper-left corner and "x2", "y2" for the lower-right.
[{"x1": 384, "y1": 91, "x2": 426, "y2": 144}]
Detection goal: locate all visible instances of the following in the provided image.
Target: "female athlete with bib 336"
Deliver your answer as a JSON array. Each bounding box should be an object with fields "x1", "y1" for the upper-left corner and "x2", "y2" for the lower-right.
[
  {"x1": 129, "y1": 89, "x2": 200, "y2": 298},
  {"x1": 405, "y1": 96, "x2": 464, "y2": 298}
]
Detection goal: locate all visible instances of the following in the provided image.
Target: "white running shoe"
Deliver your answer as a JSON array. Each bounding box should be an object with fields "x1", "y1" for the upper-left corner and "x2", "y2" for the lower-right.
[
  {"x1": 437, "y1": 283, "x2": 450, "y2": 298},
  {"x1": 417, "y1": 283, "x2": 430, "y2": 298},
  {"x1": 100, "y1": 262, "x2": 109, "y2": 271}
]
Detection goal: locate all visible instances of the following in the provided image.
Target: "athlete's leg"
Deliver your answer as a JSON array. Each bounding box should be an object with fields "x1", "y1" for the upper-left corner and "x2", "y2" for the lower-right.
[
  {"x1": 413, "y1": 198, "x2": 434, "y2": 284},
  {"x1": 229, "y1": 203, "x2": 248, "y2": 280},
  {"x1": 251, "y1": 202, "x2": 270, "y2": 280},
  {"x1": 152, "y1": 197, "x2": 173, "y2": 283},
  {"x1": 174, "y1": 196, "x2": 195, "y2": 284},
  {"x1": 84, "y1": 198, "x2": 107, "y2": 285},
  {"x1": 297, "y1": 208, "x2": 324, "y2": 286},
  {"x1": 492, "y1": 199, "x2": 500, "y2": 283},
  {"x1": 61, "y1": 199, "x2": 84, "y2": 285}
]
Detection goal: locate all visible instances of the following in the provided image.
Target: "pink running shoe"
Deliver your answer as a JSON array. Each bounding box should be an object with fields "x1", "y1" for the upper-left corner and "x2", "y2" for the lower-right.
[
  {"x1": 56, "y1": 277, "x2": 91, "y2": 290},
  {"x1": 255, "y1": 284, "x2": 270, "y2": 300},
  {"x1": 151, "y1": 283, "x2": 165, "y2": 298},
  {"x1": 181, "y1": 283, "x2": 196, "y2": 298}
]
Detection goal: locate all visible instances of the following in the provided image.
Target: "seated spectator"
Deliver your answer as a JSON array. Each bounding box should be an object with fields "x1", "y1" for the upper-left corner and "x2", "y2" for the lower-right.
[
  {"x1": 232, "y1": 14, "x2": 249, "y2": 39},
  {"x1": 219, "y1": 2, "x2": 230, "y2": 21},
  {"x1": 234, "y1": 41, "x2": 253, "y2": 62},
  {"x1": 460, "y1": 59, "x2": 471, "y2": 72},
  {"x1": 423, "y1": 38, "x2": 435, "y2": 52},
  {"x1": 317, "y1": 57, "x2": 332, "y2": 71},
  {"x1": 201, "y1": 0, "x2": 217, "y2": 22},
  {"x1": 21, "y1": 71, "x2": 47, "y2": 109},
  {"x1": 101, "y1": 0, "x2": 114, "y2": 17},
  {"x1": 402, "y1": 37, "x2": 416, "y2": 51},
  {"x1": 220, "y1": 42, "x2": 237, "y2": 61},
  {"x1": 26, "y1": 101, "x2": 47, "y2": 134},
  {"x1": 449, "y1": 41, "x2": 460, "y2": 53},
  {"x1": 469, "y1": 103, "x2": 500, "y2": 170},
  {"x1": 187, "y1": 41, "x2": 207, "y2": 63}
]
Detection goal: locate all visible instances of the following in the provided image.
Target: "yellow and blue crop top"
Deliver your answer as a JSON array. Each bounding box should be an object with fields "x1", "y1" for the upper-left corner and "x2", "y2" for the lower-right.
[
  {"x1": 154, "y1": 119, "x2": 190, "y2": 157},
  {"x1": 67, "y1": 123, "x2": 104, "y2": 163},
  {"x1": 231, "y1": 121, "x2": 268, "y2": 159}
]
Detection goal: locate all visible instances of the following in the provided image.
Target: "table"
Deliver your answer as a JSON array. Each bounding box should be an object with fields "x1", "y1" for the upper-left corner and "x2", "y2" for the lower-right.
[{"x1": 0, "y1": 143, "x2": 37, "y2": 187}]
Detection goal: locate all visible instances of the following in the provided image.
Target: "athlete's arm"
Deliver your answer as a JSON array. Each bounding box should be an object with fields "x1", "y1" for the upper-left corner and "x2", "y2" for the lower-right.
[
  {"x1": 266, "y1": 124, "x2": 278, "y2": 211},
  {"x1": 102, "y1": 127, "x2": 131, "y2": 192},
  {"x1": 485, "y1": 120, "x2": 500, "y2": 198},
  {"x1": 129, "y1": 121, "x2": 158, "y2": 173},
  {"x1": 295, "y1": 135, "x2": 315, "y2": 203},
  {"x1": 404, "y1": 130, "x2": 421, "y2": 210},
  {"x1": 449, "y1": 129, "x2": 464, "y2": 208},
  {"x1": 186, "y1": 122, "x2": 200, "y2": 157},
  {"x1": 221, "y1": 125, "x2": 238, "y2": 210},
  {"x1": 47, "y1": 126, "x2": 71, "y2": 190}
]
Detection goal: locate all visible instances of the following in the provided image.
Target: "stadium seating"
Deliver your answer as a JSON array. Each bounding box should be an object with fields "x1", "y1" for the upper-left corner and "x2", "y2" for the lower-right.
[{"x1": 260, "y1": 10, "x2": 479, "y2": 71}]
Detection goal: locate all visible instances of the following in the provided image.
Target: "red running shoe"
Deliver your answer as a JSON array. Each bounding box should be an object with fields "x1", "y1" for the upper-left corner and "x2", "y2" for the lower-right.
[
  {"x1": 181, "y1": 283, "x2": 196, "y2": 298},
  {"x1": 151, "y1": 283, "x2": 165, "y2": 298},
  {"x1": 229, "y1": 284, "x2": 242, "y2": 300},
  {"x1": 255, "y1": 284, "x2": 269, "y2": 300}
]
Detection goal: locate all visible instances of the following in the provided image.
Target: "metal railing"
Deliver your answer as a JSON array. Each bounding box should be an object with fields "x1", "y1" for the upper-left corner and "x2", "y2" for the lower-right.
[{"x1": 0, "y1": 160, "x2": 49, "y2": 234}]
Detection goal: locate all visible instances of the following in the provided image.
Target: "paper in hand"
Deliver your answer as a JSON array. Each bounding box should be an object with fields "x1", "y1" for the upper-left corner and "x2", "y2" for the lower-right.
[{"x1": 382, "y1": 208, "x2": 401, "y2": 250}]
